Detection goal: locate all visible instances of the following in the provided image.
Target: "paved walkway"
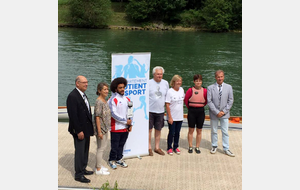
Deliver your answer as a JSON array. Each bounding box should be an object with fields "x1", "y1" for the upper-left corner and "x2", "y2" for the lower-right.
[{"x1": 58, "y1": 122, "x2": 242, "y2": 190}]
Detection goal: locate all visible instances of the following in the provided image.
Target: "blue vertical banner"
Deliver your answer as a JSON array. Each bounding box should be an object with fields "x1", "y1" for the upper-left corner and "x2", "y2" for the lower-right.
[{"x1": 111, "y1": 52, "x2": 151, "y2": 158}]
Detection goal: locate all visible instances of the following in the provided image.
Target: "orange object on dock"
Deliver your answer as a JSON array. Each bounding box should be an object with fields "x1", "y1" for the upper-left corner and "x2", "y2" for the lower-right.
[{"x1": 229, "y1": 117, "x2": 241, "y2": 123}]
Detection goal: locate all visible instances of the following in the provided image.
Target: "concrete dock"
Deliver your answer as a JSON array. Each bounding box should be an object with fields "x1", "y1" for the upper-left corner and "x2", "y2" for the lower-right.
[{"x1": 58, "y1": 121, "x2": 242, "y2": 190}]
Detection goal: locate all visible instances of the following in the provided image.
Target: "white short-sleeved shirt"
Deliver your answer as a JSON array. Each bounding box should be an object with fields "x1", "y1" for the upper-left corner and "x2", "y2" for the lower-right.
[
  {"x1": 149, "y1": 79, "x2": 169, "y2": 113},
  {"x1": 165, "y1": 87, "x2": 185, "y2": 121}
]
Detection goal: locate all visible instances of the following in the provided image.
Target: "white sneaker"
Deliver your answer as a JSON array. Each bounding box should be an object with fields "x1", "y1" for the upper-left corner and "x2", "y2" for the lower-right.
[
  {"x1": 95, "y1": 166, "x2": 108, "y2": 172},
  {"x1": 224, "y1": 150, "x2": 235, "y2": 157},
  {"x1": 101, "y1": 165, "x2": 109, "y2": 171},
  {"x1": 116, "y1": 159, "x2": 128, "y2": 168},
  {"x1": 95, "y1": 167, "x2": 110, "y2": 175},
  {"x1": 210, "y1": 147, "x2": 217, "y2": 154},
  {"x1": 109, "y1": 161, "x2": 117, "y2": 170}
]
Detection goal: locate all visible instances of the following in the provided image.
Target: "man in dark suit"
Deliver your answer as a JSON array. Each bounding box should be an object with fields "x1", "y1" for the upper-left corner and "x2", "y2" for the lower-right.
[{"x1": 67, "y1": 75, "x2": 94, "y2": 183}]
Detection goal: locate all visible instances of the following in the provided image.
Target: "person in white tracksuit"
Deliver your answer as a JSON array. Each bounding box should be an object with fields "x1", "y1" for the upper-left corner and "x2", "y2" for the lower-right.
[{"x1": 108, "y1": 77, "x2": 133, "y2": 169}]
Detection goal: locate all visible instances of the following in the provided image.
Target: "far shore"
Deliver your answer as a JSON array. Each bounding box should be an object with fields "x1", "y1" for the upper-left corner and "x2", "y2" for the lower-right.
[{"x1": 58, "y1": 24, "x2": 242, "y2": 33}]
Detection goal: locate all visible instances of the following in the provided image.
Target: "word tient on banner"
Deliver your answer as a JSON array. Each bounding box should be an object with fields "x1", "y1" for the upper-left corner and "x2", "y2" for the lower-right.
[{"x1": 125, "y1": 78, "x2": 147, "y2": 96}]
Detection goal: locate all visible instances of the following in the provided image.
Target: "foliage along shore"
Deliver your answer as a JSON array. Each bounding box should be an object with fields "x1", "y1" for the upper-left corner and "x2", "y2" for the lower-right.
[
  {"x1": 58, "y1": 0, "x2": 242, "y2": 33},
  {"x1": 58, "y1": 23, "x2": 241, "y2": 33}
]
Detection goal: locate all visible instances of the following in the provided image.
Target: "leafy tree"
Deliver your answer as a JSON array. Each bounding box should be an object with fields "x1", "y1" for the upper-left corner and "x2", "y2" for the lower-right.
[
  {"x1": 159, "y1": 0, "x2": 187, "y2": 22},
  {"x1": 69, "y1": 0, "x2": 112, "y2": 28},
  {"x1": 200, "y1": 0, "x2": 242, "y2": 32},
  {"x1": 185, "y1": 0, "x2": 205, "y2": 10},
  {"x1": 227, "y1": 0, "x2": 242, "y2": 30},
  {"x1": 200, "y1": 0, "x2": 232, "y2": 32},
  {"x1": 111, "y1": 0, "x2": 129, "y2": 2},
  {"x1": 125, "y1": 0, "x2": 155, "y2": 21},
  {"x1": 125, "y1": 0, "x2": 186, "y2": 22},
  {"x1": 179, "y1": 9, "x2": 202, "y2": 27}
]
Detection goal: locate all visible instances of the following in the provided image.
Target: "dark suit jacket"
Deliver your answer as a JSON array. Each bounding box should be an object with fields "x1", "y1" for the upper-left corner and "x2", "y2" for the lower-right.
[{"x1": 66, "y1": 88, "x2": 94, "y2": 137}]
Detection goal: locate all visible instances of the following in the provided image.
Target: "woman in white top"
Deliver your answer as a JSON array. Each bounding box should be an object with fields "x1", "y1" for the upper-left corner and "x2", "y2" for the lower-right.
[{"x1": 165, "y1": 75, "x2": 185, "y2": 155}]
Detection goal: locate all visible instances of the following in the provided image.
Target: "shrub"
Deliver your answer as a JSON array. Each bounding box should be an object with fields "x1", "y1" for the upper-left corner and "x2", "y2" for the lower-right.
[
  {"x1": 179, "y1": 9, "x2": 201, "y2": 27},
  {"x1": 200, "y1": 0, "x2": 242, "y2": 32},
  {"x1": 228, "y1": 0, "x2": 242, "y2": 30},
  {"x1": 125, "y1": 0, "x2": 153, "y2": 21},
  {"x1": 125, "y1": 0, "x2": 186, "y2": 23},
  {"x1": 69, "y1": 0, "x2": 112, "y2": 28},
  {"x1": 200, "y1": 0, "x2": 232, "y2": 32}
]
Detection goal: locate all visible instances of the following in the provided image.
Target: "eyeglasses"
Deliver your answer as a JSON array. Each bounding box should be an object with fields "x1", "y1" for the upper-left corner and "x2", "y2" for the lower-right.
[{"x1": 79, "y1": 81, "x2": 88, "y2": 84}]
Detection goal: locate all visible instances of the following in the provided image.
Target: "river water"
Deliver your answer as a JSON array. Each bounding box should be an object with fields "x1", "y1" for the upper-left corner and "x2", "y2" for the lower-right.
[{"x1": 58, "y1": 28, "x2": 242, "y2": 116}]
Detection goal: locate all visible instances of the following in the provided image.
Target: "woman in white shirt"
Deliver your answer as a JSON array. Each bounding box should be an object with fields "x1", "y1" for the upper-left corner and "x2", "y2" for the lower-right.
[{"x1": 165, "y1": 75, "x2": 185, "y2": 155}]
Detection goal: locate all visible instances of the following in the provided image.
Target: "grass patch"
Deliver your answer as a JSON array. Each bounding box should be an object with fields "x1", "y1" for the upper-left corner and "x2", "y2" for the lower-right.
[
  {"x1": 58, "y1": 1, "x2": 139, "y2": 26},
  {"x1": 58, "y1": 0, "x2": 69, "y2": 6},
  {"x1": 108, "y1": 12, "x2": 140, "y2": 26},
  {"x1": 58, "y1": 0, "x2": 71, "y2": 24},
  {"x1": 58, "y1": 5, "x2": 71, "y2": 24},
  {"x1": 111, "y1": 2, "x2": 127, "y2": 12}
]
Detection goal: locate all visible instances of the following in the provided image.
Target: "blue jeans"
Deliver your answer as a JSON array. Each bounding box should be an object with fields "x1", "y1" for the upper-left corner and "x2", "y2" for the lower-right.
[
  {"x1": 167, "y1": 121, "x2": 183, "y2": 150},
  {"x1": 210, "y1": 118, "x2": 229, "y2": 150}
]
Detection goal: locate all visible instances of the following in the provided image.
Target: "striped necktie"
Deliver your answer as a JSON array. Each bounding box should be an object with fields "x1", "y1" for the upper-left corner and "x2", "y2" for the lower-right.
[
  {"x1": 219, "y1": 84, "x2": 222, "y2": 98},
  {"x1": 83, "y1": 94, "x2": 90, "y2": 112}
]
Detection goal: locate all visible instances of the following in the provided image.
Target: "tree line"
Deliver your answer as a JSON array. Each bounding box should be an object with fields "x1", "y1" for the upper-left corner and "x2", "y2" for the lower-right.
[{"x1": 69, "y1": 0, "x2": 242, "y2": 32}]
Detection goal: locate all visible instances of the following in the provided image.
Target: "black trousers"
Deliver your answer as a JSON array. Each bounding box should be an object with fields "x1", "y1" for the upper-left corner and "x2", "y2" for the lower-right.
[
  {"x1": 73, "y1": 135, "x2": 90, "y2": 178},
  {"x1": 187, "y1": 107, "x2": 205, "y2": 129},
  {"x1": 109, "y1": 131, "x2": 129, "y2": 161}
]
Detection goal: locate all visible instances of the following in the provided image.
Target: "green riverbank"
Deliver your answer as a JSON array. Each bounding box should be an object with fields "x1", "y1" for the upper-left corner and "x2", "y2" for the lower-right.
[
  {"x1": 58, "y1": 1, "x2": 241, "y2": 32},
  {"x1": 58, "y1": 2, "x2": 199, "y2": 31}
]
